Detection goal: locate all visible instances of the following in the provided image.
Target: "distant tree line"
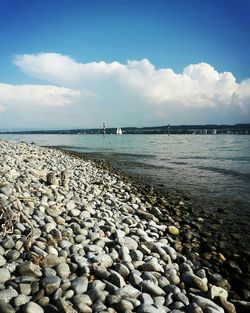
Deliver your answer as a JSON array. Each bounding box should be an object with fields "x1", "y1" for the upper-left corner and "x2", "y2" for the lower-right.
[{"x1": 1, "y1": 124, "x2": 249, "y2": 135}]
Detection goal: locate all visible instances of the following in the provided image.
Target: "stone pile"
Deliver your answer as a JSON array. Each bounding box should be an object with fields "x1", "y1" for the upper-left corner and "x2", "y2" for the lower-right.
[{"x1": 0, "y1": 140, "x2": 242, "y2": 312}]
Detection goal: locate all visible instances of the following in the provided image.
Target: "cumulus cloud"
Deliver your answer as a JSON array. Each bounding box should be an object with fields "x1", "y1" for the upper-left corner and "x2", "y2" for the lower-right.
[
  {"x1": 2, "y1": 52, "x2": 250, "y2": 128},
  {"x1": 0, "y1": 83, "x2": 81, "y2": 129}
]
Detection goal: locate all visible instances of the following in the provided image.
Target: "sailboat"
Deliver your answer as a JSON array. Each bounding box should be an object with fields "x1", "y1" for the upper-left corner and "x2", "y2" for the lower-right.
[{"x1": 116, "y1": 127, "x2": 122, "y2": 135}]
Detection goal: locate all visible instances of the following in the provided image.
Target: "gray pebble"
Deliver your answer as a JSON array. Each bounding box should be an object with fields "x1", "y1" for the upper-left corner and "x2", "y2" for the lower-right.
[
  {"x1": 140, "y1": 281, "x2": 165, "y2": 296},
  {"x1": 71, "y1": 276, "x2": 88, "y2": 294},
  {"x1": 41, "y1": 276, "x2": 61, "y2": 295},
  {"x1": 0, "y1": 288, "x2": 18, "y2": 302},
  {"x1": 0, "y1": 268, "x2": 11, "y2": 283}
]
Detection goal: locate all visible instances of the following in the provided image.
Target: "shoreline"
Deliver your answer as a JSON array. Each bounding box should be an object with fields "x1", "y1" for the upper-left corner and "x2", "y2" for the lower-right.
[
  {"x1": 59, "y1": 148, "x2": 250, "y2": 297},
  {"x1": 0, "y1": 140, "x2": 249, "y2": 312}
]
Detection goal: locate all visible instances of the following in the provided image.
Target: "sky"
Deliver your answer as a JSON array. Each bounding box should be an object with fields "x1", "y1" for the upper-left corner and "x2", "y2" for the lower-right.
[{"x1": 0, "y1": 0, "x2": 250, "y2": 130}]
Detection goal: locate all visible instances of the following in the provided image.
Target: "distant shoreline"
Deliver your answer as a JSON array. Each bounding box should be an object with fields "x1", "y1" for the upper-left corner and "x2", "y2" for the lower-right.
[{"x1": 0, "y1": 123, "x2": 250, "y2": 135}]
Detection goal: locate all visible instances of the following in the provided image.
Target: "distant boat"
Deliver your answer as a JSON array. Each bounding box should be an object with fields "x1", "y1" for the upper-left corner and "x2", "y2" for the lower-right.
[{"x1": 116, "y1": 127, "x2": 122, "y2": 135}]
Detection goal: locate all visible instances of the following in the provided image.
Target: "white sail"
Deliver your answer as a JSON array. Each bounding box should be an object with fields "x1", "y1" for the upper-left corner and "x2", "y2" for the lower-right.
[{"x1": 116, "y1": 127, "x2": 122, "y2": 135}]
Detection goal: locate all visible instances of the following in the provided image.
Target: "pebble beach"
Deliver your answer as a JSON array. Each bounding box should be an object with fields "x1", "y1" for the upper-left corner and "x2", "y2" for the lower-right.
[{"x1": 0, "y1": 140, "x2": 249, "y2": 313}]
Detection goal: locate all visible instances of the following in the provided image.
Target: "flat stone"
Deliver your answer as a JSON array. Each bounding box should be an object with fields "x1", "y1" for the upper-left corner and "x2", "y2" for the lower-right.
[
  {"x1": 140, "y1": 281, "x2": 165, "y2": 296},
  {"x1": 0, "y1": 289, "x2": 18, "y2": 302},
  {"x1": 115, "y1": 285, "x2": 141, "y2": 298},
  {"x1": 123, "y1": 236, "x2": 138, "y2": 250},
  {"x1": 41, "y1": 276, "x2": 61, "y2": 295},
  {"x1": 13, "y1": 294, "x2": 31, "y2": 307},
  {"x1": 0, "y1": 268, "x2": 11, "y2": 283},
  {"x1": 71, "y1": 276, "x2": 88, "y2": 294},
  {"x1": 209, "y1": 285, "x2": 228, "y2": 300},
  {"x1": 139, "y1": 258, "x2": 164, "y2": 272},
  {"x1": 23, "y1": 301, "x2": 44, "y2": 313},
  {"x1": 18, "y1": 261, "x2": 42, "y2": 277},
  {"x1": 117, "y1": 299, "x2": 134, "y2": 312}
]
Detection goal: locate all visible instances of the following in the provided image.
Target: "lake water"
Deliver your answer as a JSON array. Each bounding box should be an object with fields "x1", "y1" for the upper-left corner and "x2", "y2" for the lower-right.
[{"x1": 1, "y1": 133, "x2": 250, "y2": 249}]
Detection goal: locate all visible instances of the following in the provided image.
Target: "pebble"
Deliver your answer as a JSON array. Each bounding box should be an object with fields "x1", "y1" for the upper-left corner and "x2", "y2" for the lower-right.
[
  {"x1": 0, "y1": 288, "x2": 18, "y2": 302},
  {"x1": 140, "y1": 281, "x2": 165, "y2": 296},
  {"x1": 71, "y1": 277, "x2": 88, "y2": 294},
  {"x1": 55, "y1": 263, "x2": 71, "y2": 279},
  {"x1": 0, "y1": 268, "x2": 11, "y2": 283},
  {"x1": 0, "y1": 140, "x2": 239, "y2": 313},
  {"x1": 41, "y1": 276, "x2": 61, "y2": 295},
  {"x1": 23, "y1": 301, "x2": 44, "y2": 313}
]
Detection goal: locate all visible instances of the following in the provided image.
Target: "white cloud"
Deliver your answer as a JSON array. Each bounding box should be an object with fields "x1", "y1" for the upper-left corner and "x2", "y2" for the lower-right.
[
  {"x1": 1, "y1": 53, "x2": 250, "y2": 128},
  {"x1": 0, "y1": 83, "x2": 80, "y2": 107}
]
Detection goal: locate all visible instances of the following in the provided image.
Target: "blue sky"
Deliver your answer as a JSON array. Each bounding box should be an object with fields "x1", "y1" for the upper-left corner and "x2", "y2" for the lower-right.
[{"x1": 0, "y1": 0, "x2": 250, "y2": 129}]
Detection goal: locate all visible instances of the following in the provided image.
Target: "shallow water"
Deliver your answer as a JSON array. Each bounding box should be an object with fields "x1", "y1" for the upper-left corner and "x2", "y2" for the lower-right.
[{"x1": 1, "y1": 133, "x2": 250, "y2": 248}]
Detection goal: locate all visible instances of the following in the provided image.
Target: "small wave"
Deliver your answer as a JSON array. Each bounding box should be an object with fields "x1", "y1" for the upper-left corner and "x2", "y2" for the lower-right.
[{"x1": 193, "y1": 165, "x2": 250, "y2": 181}]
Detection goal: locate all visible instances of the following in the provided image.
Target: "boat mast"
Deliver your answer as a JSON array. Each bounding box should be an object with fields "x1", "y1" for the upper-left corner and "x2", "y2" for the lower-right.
[{"x1": 102, "y1": 122, "x2": 106, "y2": 135}]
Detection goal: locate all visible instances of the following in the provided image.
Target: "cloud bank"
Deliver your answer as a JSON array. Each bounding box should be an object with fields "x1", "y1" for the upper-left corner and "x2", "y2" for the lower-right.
[{"x1": 1, "y1": 53, "x2": 250, "y2": 129}]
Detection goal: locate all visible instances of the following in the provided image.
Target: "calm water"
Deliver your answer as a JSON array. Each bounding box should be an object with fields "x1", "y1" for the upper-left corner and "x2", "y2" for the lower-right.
[{"x1": 1, "y1": 134, "x2": 250, "y2": 246}]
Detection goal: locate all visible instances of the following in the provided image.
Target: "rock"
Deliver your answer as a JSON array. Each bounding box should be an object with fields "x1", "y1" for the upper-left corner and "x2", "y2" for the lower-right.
[
  {"x1": 0, "y1": 184, "x2": 12, "y2": 197},
  {"x1": 209, "y1": 285, "x2": 228, "y2": 300},
  {"x1": 1, "y1": 237, "x2": 15, "y2": 249},
  {"x1": 0, "y1": 255, "x2": 6, "y2": 267},
  {"x1": 117, "y1": 299, "x2": 134, "y2": 312},
  {"x1": 109, "y1": 270, "x2": 126, "y2": 287},
  {"x1": 190, "y1": 294, "x2": 224, "y2": 313},
  {"x1": 140, "y1": 281, "x2": 165, "y2": 296},
  {"x1": 0, "y1": 268, "x2": 11, "y2": 283},
  {"x1": 119, "y1": 246, "x2": 132, "y2": 262},
  {"x1": 115, "y1": 285, "x2": 141, "y2": 298},
  {"x1": 41, "y1": 276, "x2": 61, "y2": 295},
  {"x1": 71, "y1": 276, "x2": 88, "y2": 294},
  {"x1": 19, "y1": 283, "x2": 32, "y2": 296},
  {"x1": 56, "y1": 263, "x2": 71, "y2": 279},
  {"x1": 18, "y1": 261, "x2": 42, "y2": 277},
  {"x1": 168, "y1": 225, "x2": 180, "y2": 236},
  {"x1": 139, "y1": 257, "x2": 164, "y2": 272},
  {"x1": 0, "y1": 301, "x2": 15, "y2": 313},
  {"x1": 46, "y1": 205, "x2": 62, "y2": 217},
  {"x1": 139, "y1": 293, "x2": 154, "y2": 305},
  {"x1": 0, "y1": 289, "x2": 18, "y2": 302},
  {"x1": 182, "y1": 272, "x2": 208, "y2": 293},
  {"x1": 113, "y1": 263, "x2": 130, "y2": 277},
  {"x1": 61, "y1": 170, "x2": 69, "y2": 188},
  {"x1": 55, "y1": 297, "x2": 78, "y2": 313},
  {"x1": 23, "y1": 301, "x2": 44, "y2": 313},
  {"x1": 137, "y1": 304, "x2": 162, "y2": 313},
  {"x1": 47, "y1": 172, "x2": 58, "y2": 186},
  {"x1": 13, "y1": 294, "x2": 31, "y2": 307},
  {"x1": 217, "y1": 297, "x2": 236, "y2": 313},
  {"x1": 123, "y1": 236, "x2": 138, "y2": 250}
]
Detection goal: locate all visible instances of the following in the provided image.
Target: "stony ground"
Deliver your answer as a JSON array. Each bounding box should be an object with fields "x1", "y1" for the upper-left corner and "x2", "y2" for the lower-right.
[{"x1": 0, "y1": 140, "x2": 247, "y2": 313}]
